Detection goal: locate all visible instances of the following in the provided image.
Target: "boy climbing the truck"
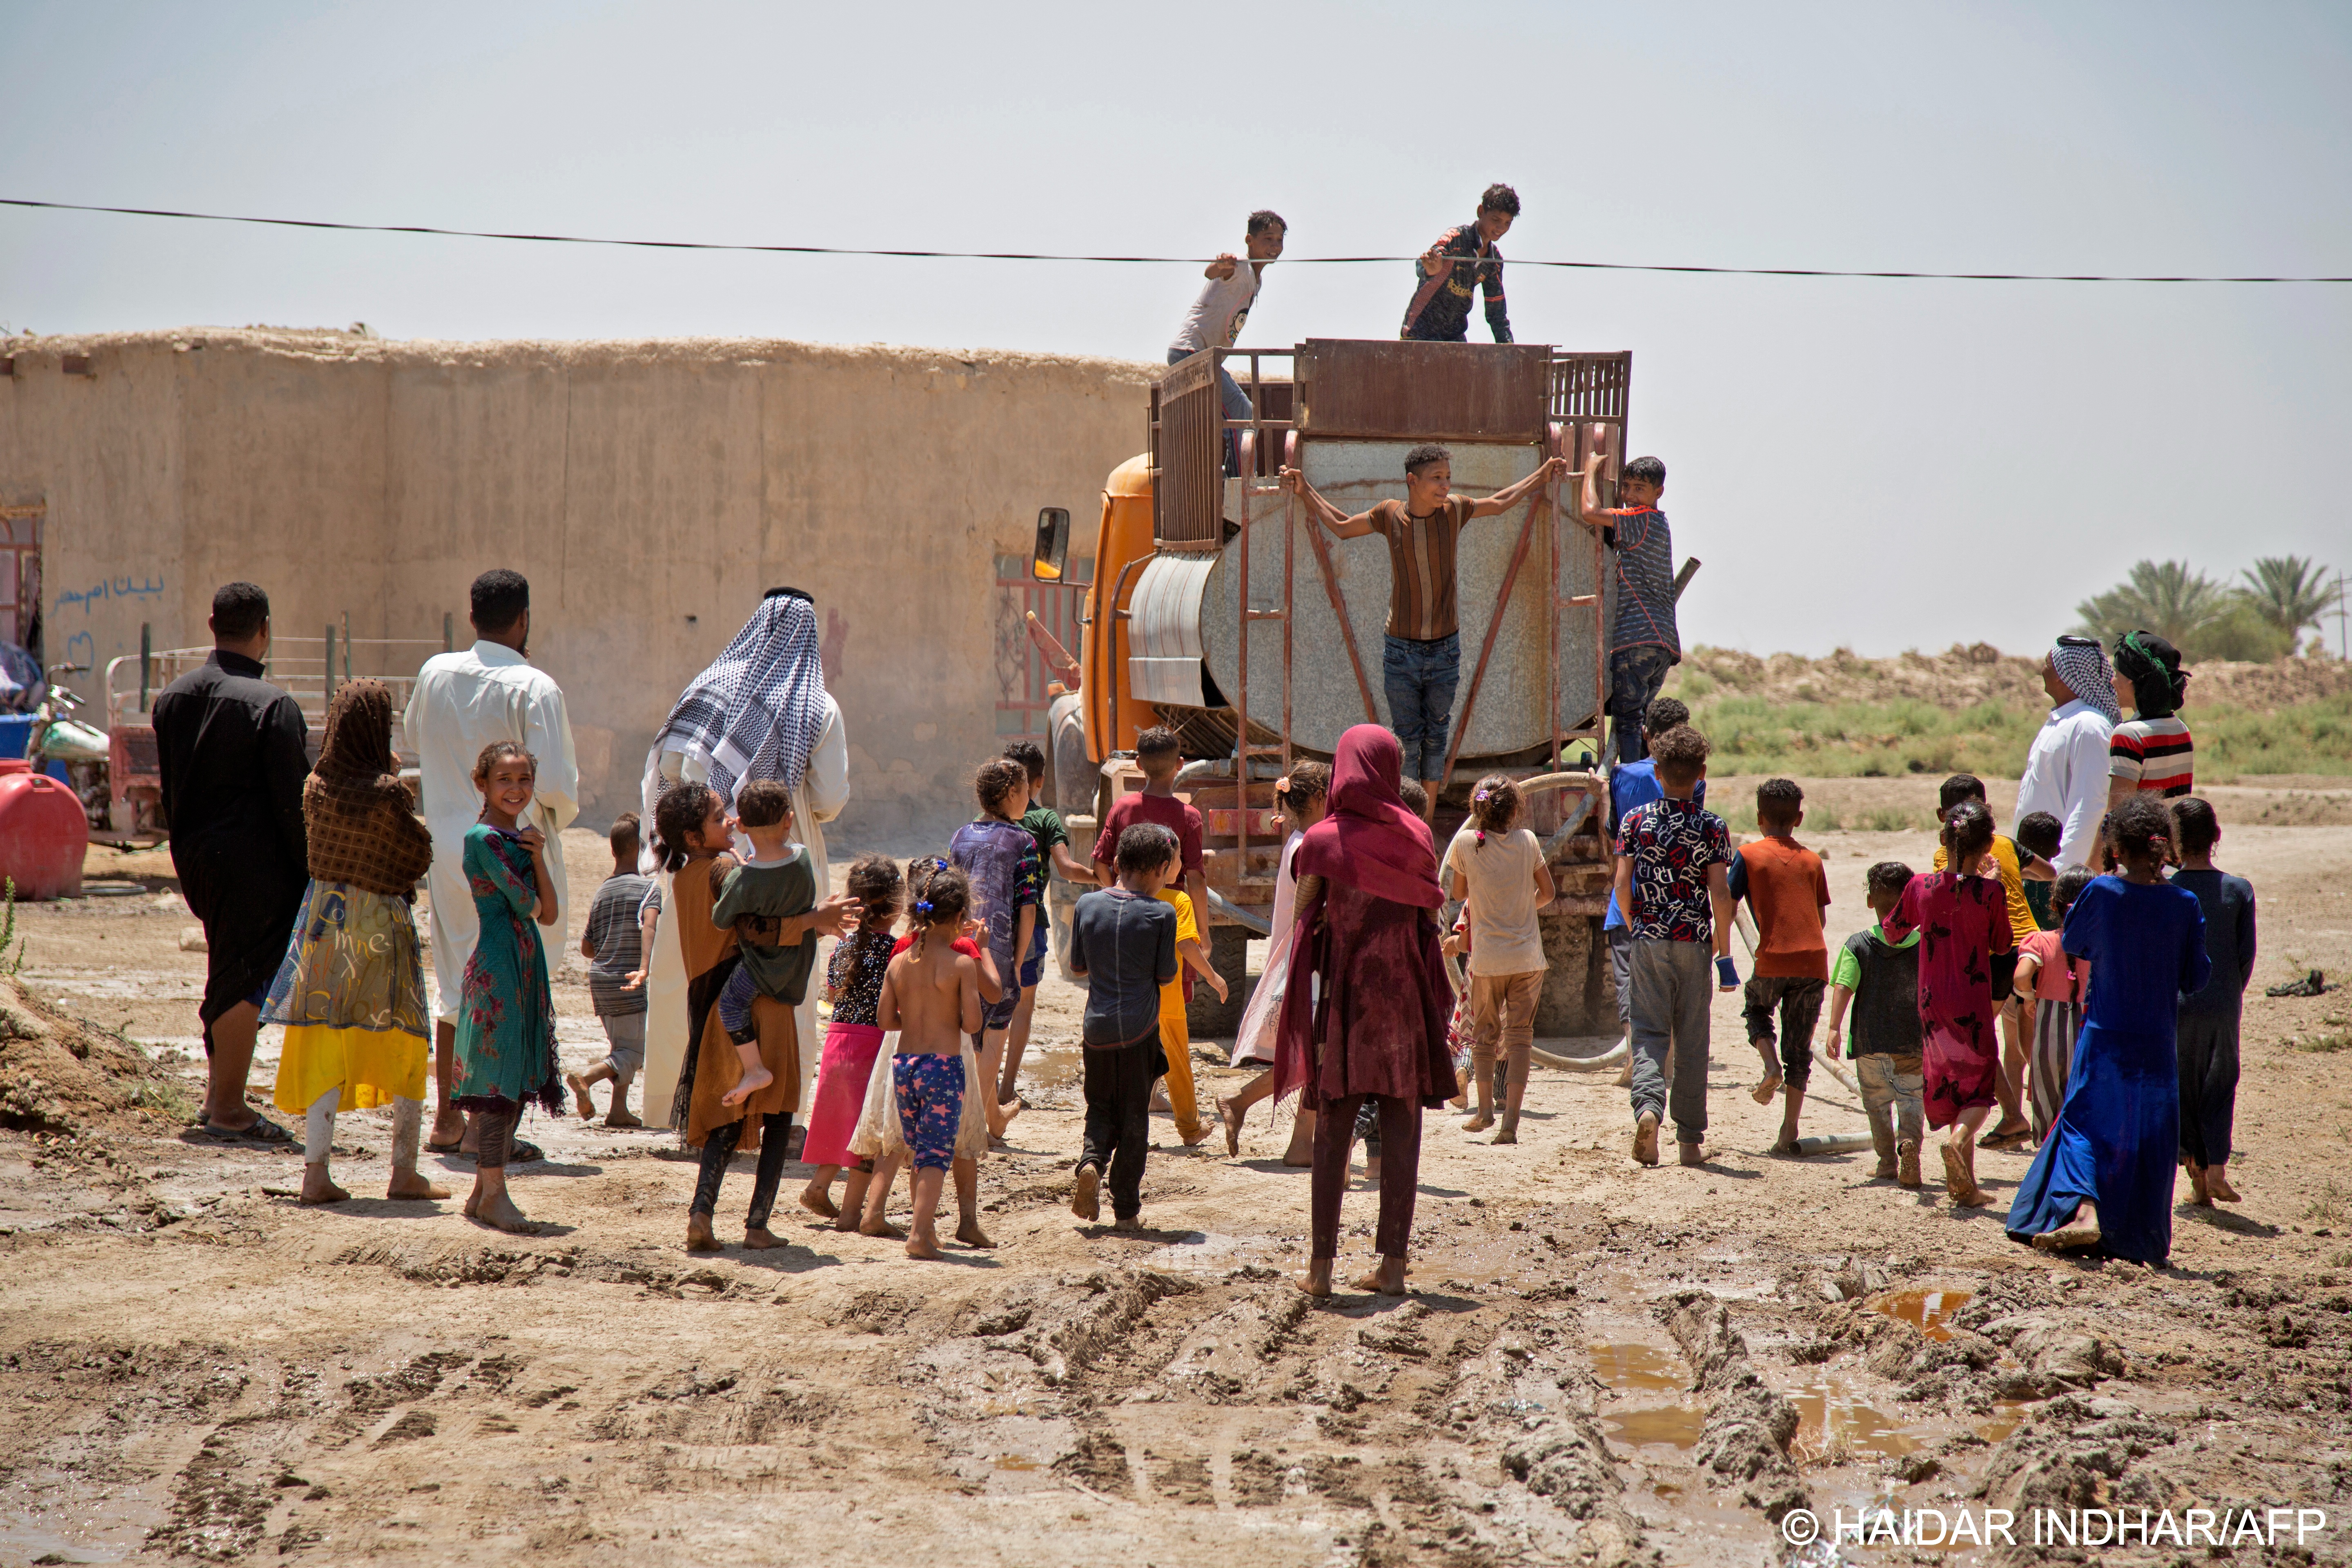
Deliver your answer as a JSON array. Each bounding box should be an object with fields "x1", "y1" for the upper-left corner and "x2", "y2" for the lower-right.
[
  {"x1": 1570, "y1": 451, "x2": 1679, "y2": 764},
  {"x1": 1168, "y1": 209, "x2": 1286, "y2": 476},
  {"x1": 1281, "y1": 447, "x2": 1570, "y2": 811}
]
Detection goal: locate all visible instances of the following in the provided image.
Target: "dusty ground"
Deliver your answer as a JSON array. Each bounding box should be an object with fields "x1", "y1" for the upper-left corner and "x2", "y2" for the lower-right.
[{"x1": 4, "y1": 780, "x2": 2352, "y2": 1566}]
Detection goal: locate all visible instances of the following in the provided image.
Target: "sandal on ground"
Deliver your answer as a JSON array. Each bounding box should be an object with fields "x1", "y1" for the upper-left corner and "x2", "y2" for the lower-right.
[
  {"x1": 508, "y1": 1139, "x2": 544, "y2": 1165},
  {"x1": 197, "y1": 1114, "x2": 294, "y2": 1145}
]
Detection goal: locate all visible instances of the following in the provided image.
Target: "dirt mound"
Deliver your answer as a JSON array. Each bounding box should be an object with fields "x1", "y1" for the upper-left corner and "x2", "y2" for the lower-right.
[
  {"x1": 0, "y1": 978, "x2": 188, "y2": 1136},
  {"x1": 1671, "y1": 645, "x2": 2351, "y2": 713}
]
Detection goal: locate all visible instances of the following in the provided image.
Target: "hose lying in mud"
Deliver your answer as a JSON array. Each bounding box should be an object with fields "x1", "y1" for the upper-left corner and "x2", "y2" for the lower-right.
[{"x1": 1530, "y1": 1038, "x2": 1627, "y2": 1073}]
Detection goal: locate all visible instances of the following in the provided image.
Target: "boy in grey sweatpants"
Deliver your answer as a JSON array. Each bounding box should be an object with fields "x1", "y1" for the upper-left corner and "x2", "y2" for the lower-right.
[
  {"x1": 1824, "y1": 861, "x2": 1927, "y2": 1188},
  {"x1": 1609, "y1": 724, "x2": 1735, "y2": 1168}
]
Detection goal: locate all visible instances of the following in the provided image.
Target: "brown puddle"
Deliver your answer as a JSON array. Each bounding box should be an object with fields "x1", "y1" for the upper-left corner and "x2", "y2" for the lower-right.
[
  {"x1": 1871, "y1": 1287, "x2": 1973, "y2": 1342},
  {"x1": 1602, "y1": 1404, "x2": 1707, "y2": 1448},
  {"x1": 1791, "y1": 1389, "x2": 1920, "y2": 1459},
  {"x1": 1588, "y1": 1341, "x2": 1689, "y2": 1393},
  {"x1": 1018, "y1": 1045, "x2": 1085, "y2": 1093},
  {"x1": 1975, "y1": 1401, "x2": 2031, "y2": 1442}
]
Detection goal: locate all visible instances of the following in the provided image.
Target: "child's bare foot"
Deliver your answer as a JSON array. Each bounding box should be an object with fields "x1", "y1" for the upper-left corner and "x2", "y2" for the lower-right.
[
  {"x1": 800, "y1": 1184, "x2": 840, "y2": 1220},
  {"x1": 1071, "y1": 1163, "x2": 1101, "y2": 1222},
  {"x1": 386, "y1": 1169, "x2": 450, "y2": 1201},
  {"x1": 299, "y1": 1164, "x2": 350, "y2": 1205},
  {"x1": 1768, "y1": 1133, "x2": 1802, "y2": 1156},
  {"x1": 1351, "y1": 1257, "x2": 1408, "y2": 1295},
  {"x1": 1677, "y1": 1140, "x2": 1705, "y2": 1168},
  {"x1": 2185, "y1": 1163, "x2": 2212, "y2": 1207},
  {"x1": 905, "y1": 1232, "x2": 945, "y2": 1261},
  {"x1": 1490, "y1": 1120, "x2": 1518, "y2": 1146},
  {"x1": 1297, "y1": 1260, "x2": 1334, "y2": 1299},
  {"x1": 1750, "y1": 1070, "x2": 1782, "y2": 1106},
  {"x1": 2207, "y1": 1167, "x2": 2241, "y2": 1203},
  {"x1": 685, "y1": 1212, "x2": 722, "y2": 1252},
  {"x1": 995, "y1": 1097, "x2": 1025, "y2": 1134},
  {"x1": 1897, "y1": 1139, "x2": 1923, "y2": 1188},
  {"x1": 1363, "y1": 1156, "x2": 1383, "y2": 1187},
  {"x1": 831, "y1": 1210, "x2": 862, "y2": 1232},
  {"x1": 1111, "y1": 1215, "x2": 1145, "y2": 1233},
  {"x1": 566, "y1": 1071, "x2": 596, "y2": 1119},
  {"x1": 955, "y1": 1217, "x2": 995, "y2": 1249},
  {"x1": 742, "y1": 1226, "x2": 784, "y2": 1250},
  {"x1": 1632, "y1": 1111, "x2": 1659, "y2": 1167},
  {"x1": 1461, "y1": 1112, "x2": 1493, "y2": 1133},
  {"x1": 474, "y1": 1192, "x2": 538, "y2": 1234},
  {"x1": 2032, "y1": 1202, "x2": 2101, "y2": 1252},
  {"x1": 1177, "y1": 1119, "x2": 1212, "y2": 1148},
  {"x1": 604, "y1": 1107, "x2": 643, "y2": 1129},
  {"x1": 1872, "y1": 1156, "x2": 1897, "y2": 1180},
  {"x1": 859, "y1": 1215, "x2": 907, "y2": 1239},
  {"x1": 1940, "y1": 1143, "x2": 1988, "y2": 1206},
  {"x1": 1217, "y1": 1095, "x2": 1245, "y2": 1157},
  {"x1": 462, "y1": 1186, "x2": 482, "y2": 1219},
  {"x1": 1281, "y1": 1139, "x2": 1313, "y2": 1167},
  {"x1": 721, "y1": 1061, "x2": 773, "y2": 1107}
]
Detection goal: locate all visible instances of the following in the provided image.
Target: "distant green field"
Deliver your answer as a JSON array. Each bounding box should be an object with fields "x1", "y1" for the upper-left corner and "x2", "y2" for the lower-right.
[{"x1": 1666, "y1": 691, "x2": 2352, "y2": 784}]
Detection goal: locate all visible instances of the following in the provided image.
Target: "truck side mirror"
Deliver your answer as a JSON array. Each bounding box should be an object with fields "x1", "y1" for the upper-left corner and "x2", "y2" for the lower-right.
[{"x1": 1031, "y1": 507, "x2": 1071, "y2": 582}]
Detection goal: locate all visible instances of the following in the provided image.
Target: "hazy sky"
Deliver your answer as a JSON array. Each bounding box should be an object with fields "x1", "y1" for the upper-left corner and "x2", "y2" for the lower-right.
[{"x1": 4, "y1": 1, "x2": 2347, "y2": 657}]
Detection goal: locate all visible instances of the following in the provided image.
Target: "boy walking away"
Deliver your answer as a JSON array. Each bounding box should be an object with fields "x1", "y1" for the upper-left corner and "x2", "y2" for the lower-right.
[
  {"x1": 1931, "y1": 775, "x2": 2049, "y2": 1150},
  {"x1": 878, "y1": 869, "x2": 987, "y2": 1261},
  {"x1": 1092, "y1": 727, "x2": 1213, "y2": 1141},
  {"x1": 1068, "y1": 825, "x2": 1183, "y2": 1229},
  {"x1": 1571, "y1": 455, "x2": 1679, "y2": 765},
  {"x1": 570, "y1": 814, "x2": 651, "y2": 1127},
  {"x1": 701, "y1": 779, "x2": 858, "y2": 1250},
  {"x1": 1001, "y1": 739, "x2": 1094, "y2": 1105},
  {"x1": 1443, "y1": 775, "x2": 1555, "y2": 1143},
  {"x1": 2014, "y1": 812, "x2": 2065, "y2": 931},
  {"x1": 1826, "y1": 862, "x2": 1926, "y2": 1187},
  {"x1": 2013, "y1": 866, "x2": 2094, "y2": 1143},
  {"x1": 2171, "y1": 797, "x2": 2256, "y2": 1206},
  {"x1": 1280, "y1": 449, "x2": 1570, "y2": 806},
  {"x1": 1730, "y1": 780, "x2": 1831, "y2": 1154},
  {"x1": 1400, "y1": 183, "x2": 1519, "y2": 343},
  {"x1": 1169, "y1": 209, "x2": 1286, "y2": 476},
  {"x1": 1611, "y1": 725, "x2": 1735, "y2": 1168},
  {"x1": 1603, "y1": 697, "x2": 1703, "y2": 1084}
]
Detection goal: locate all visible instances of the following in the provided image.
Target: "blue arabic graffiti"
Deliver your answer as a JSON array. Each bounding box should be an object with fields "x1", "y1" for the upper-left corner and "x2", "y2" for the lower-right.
[{"x1": 54, "y1": 574, "x2": 165, "y2": 615}]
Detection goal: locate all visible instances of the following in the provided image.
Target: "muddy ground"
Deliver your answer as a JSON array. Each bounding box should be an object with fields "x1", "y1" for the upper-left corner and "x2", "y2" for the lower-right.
[{"x1": 4, "y1": 779, "x2": 2352, "y2": 1566}]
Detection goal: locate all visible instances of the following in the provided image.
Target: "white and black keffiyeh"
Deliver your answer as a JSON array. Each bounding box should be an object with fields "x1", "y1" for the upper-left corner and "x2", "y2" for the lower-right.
[
  {"x1": 641, "y1": 590, "x2": 829, "y2": 818},
  {"x1": 2051, "y1": 637, "x2": 2121, "y2": 725}
]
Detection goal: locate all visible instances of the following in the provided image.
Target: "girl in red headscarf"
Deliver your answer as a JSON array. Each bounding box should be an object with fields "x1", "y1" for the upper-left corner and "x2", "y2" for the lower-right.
[{"x1": 1274, "y1": 725, "x2": 1458, "y2": 1296}]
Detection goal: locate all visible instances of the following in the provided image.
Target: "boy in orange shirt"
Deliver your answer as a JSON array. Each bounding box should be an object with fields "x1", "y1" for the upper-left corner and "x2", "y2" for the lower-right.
[{"x1": 1728, "y1": 779, "x2": 1832, "y2": 1154}]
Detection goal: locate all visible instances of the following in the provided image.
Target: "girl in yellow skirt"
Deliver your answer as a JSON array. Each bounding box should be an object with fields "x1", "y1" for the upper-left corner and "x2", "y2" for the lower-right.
[{"x1": 263, "y1": 680, "x2": 445, "y2": 1205}]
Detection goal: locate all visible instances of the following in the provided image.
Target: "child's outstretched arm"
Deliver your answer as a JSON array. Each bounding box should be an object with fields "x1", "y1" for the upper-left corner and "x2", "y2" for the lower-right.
[
  {"x1": 1178, "y1": 935, "x2": 1227, "y2": 1003},
  {"x1": 1278, "y1": 468, "x2": 1375, "y2": 539},
  {"x1": 1465, "y1": 456, "x2": 1572, "y2": 518},
  {"x1": 960, "y1": 917, "x2": 1005, "y2": 1004}
]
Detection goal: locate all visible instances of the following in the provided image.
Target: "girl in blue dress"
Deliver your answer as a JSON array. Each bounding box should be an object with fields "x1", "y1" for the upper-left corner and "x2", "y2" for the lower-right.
[{"x1": 2006, "y1": 795, "x2": 2208, "y2": 1263}]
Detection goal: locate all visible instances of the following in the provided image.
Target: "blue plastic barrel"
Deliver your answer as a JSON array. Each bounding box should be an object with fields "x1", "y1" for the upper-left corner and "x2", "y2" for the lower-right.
[{"x1": 0, "y1": 714, "x2": 36, "y2": 760}]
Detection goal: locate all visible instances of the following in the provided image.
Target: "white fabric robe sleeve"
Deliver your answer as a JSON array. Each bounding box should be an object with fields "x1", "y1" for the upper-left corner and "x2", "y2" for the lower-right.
[
  {"x1": 805, "y1": 697, "x2": 849, "y2": 823},
  {"x1": 2054, "y1": 713, "x2": 2112, "y2": 869},
  {"x1": 521, "y1": 678, "x2": 581, "y2": 940}
]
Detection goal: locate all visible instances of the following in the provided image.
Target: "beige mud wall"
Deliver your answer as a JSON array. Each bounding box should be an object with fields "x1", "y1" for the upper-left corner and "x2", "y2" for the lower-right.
[{"x1": 0, "y1": 329, "x2": 1152, "y2": 839}]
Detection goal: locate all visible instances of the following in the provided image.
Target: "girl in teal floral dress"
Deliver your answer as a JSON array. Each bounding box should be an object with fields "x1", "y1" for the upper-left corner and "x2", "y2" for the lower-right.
[{"x1": 455, "y1": 740, "x2": 563, "y2": 1232}]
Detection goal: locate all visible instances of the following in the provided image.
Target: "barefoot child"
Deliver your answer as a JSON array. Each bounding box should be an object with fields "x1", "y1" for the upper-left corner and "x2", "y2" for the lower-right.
[
  {"x1": 569, "y1": 814, "x2": 651, "y2": 1127},
  {"x1": 452, "y1": 741, "x2": 564, "y2": 1233},
  {"x1": 2007, "y1": 795, "x2": 2208, "y2": 1262},
  {"x1": 1000, "y1": 740, "x2": 1094, "y2": 1104},
  {"x1": 1729, "y1": 779, "x2": 1831, "y2": 1154},
  {"x1": 1443, "y1": 775, "x2": 1555, "y2": 1143},
  {"x1": 697, "y1": 779, "x2": 857, "y2": 1247},
  {"x1": 2013, "y1": 865, "x2": 2094, "y2": 1143},
  {"x1": 1611, "y1": 724, "x2": 1735, "y2": 1169},
  {"x1": 1932, "y1": 775, "x2": 2051, "y2": 1149},
  {"x1": 877, "y1": 868, "x2": 986, "y2": 1260},
  {"x1": 263, "y1": 680, "x2": 445, "y2": 1206},
  {"x1": 1068, "y1": 825, "x2": 1182, "y2": 1228},
  {"x1": 1884, "y1": 800, "x2": 2013, "y2": 1207},
  {"x1": 2170, "y1": 797, "x2": 2256, "y2": 1205},
  {"x1": 799, "y1": 853, "x2": 903, "y2": 1227},
  {"x1": 1091, "y1": 727, "x2": 1212, "y2": 1143},
  {"x1": 950, "y1": 760, "x2": 1039, "y2": 1141},
  {"x1": 1154, "y1": 827, "x2": 1228, "y2": 1146},
  {"x1": 1223, "y1": 763, "x2": 1330, "y2": 1161},
  {"x1": 1824, "y1": 862, "x2": 1925, "y2": 1187}
]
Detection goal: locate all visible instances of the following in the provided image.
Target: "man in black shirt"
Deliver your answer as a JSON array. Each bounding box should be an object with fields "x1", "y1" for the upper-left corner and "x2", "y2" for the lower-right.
[
  {"x1": 153, "y1": 581, "x2": 310, "y2": 1141},
  {"x1": 1400, "y1": 183, "x2": 1519, "y2": 343}
]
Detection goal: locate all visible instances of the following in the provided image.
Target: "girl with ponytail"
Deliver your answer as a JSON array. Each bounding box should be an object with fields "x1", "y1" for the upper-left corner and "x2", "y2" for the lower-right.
[
  {"x1": 1441, "y1": 774, "x2": 1555, "y2": 1141},
  {"x1": 2007, "y1": 793, "x2": 2209, "y2": 1264}
]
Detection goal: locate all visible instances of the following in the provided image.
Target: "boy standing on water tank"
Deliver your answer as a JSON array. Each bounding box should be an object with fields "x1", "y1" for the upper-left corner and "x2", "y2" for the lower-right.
[
  {"x1": 1281, "y1": 448, "x2": 1570, "y2": 812},
  {"x1": 1570, "y1": 452, "x2": 1680, "y2": 765}
]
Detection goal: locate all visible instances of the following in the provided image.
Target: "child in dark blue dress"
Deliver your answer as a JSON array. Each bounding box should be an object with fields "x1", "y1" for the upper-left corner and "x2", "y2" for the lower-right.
[{"x1": 2006, "y1": 796, "x2": 2209, "y2": 1263}]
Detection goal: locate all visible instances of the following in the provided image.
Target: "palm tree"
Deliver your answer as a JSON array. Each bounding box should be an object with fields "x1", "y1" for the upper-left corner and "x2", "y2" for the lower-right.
[
  {"x1": 2239, "y1": 555, "x2": 2339, "y2": 641},
  {"x1": 2074, "y1": 559, "x2": 2230, "y2": 647}
]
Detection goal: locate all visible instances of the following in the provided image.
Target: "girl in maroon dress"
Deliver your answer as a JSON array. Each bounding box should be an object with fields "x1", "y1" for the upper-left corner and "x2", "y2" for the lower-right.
[
  {"x1": 1274, "y1": 726, "x2": 1457, "y2": 1296},
  {"x1": 1883, "y1": 800, "x2": 2014, "y2": 1207}
]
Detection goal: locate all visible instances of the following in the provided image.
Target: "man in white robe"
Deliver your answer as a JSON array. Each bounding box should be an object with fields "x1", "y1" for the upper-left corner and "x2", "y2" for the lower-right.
[{"x1": 404, "y1": 569, "x2": 580, "y2": 1153}]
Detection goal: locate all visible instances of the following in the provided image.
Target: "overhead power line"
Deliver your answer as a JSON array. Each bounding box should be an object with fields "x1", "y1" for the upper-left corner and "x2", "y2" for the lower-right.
[{"x1": 4, "y1": 196, "x2": 2345, "y2": 283}]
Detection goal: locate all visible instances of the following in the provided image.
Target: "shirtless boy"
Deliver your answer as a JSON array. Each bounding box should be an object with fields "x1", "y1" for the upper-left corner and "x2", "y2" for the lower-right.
[{"x1": 877, "y1": 866, "x2": 986, "y2": 1261}]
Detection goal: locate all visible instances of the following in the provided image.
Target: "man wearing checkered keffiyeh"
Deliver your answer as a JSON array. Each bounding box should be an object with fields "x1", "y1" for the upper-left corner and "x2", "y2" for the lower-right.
[
  {"x1": 637, "y1": 588, "x2": 851, "y2": 1127},
  {"x1": 2017, "y1": 635, "x2": 2120, "y2": 870}
]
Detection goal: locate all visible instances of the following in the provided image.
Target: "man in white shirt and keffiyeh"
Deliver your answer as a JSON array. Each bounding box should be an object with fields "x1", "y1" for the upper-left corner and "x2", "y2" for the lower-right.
[
  {"x1": 2016, "y1": 635, "x2": 2119, "y2": 871},
  {"x1": 637, "y1": 589, "x2": 850, "y2": 1126}
]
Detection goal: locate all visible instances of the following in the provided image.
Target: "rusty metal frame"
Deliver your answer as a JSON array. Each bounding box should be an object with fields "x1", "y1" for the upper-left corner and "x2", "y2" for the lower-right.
[{"x1": 1435, "y1": 479, "x2": 1548, "y2": 792}]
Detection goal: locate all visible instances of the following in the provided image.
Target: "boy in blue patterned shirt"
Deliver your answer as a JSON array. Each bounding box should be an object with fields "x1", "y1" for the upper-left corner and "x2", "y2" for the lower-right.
[{"x1": 1611, "y1": 724, "x2": 1735, "y2": 1168}]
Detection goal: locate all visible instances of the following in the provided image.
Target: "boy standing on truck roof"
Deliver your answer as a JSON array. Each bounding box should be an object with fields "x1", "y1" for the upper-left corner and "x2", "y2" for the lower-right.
[
  {"x1": 1169, "y1": 210, "x2": 1287, "y2": 476},
  {"x1": 1570, "y1": 452, "x2": 1680, "y2": 765},
  {"x1": 1400, "y1": 183, "x2": 1519, "y2": 343},
  {"x1": 1282, "y1": 447, "x2": 1570, "y2": 809}
]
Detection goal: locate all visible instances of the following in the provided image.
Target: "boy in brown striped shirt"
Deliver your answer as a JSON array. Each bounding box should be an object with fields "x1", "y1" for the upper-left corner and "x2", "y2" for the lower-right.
[{"x1": 1282, "y1": 444, "x2": 1567, "y2": 809}]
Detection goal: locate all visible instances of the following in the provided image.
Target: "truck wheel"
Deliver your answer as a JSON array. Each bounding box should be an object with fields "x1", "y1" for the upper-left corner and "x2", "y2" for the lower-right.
[
  {"x1": 1045, "y1": 691, "x2": 1092, "y2": 815},
  {"x1": 1185, "y1": 923, "x2": 1252, "y2": 1038}
]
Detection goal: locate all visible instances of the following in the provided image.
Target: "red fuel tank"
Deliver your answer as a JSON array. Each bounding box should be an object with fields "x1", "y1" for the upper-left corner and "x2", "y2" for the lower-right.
[{"x1": 0, "y1": 760, "x2": 89, "y2": 900}]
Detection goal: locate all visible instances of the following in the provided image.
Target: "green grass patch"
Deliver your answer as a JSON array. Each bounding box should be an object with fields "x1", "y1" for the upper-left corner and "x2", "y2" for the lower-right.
[
  {"x1": 1670, "y1": 692, "x2": 2352, "y2": 781},
  {"x1": 2292, "y1": 1029, "x2": 2352, "y2": 1056}
]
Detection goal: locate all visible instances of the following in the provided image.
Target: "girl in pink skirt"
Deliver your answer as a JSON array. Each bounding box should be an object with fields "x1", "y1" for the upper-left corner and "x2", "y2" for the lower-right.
[{"x1": 798, "y1": 854, "x2": 903, "y2": 1228}]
